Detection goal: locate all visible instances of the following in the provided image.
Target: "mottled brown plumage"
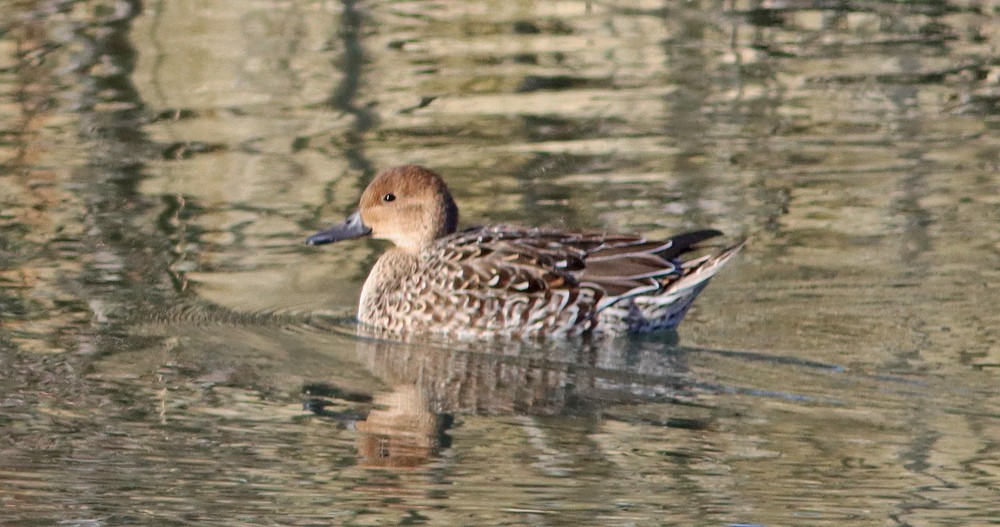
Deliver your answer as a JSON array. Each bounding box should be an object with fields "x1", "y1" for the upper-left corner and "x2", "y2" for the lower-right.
[{"x1": 307, "y1": 165, "x2": 744, "y2": 337}]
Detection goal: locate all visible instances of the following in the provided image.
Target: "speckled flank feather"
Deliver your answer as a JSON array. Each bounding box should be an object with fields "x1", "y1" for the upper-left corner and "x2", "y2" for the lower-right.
[{"x1": 307, "y1": 165, "x2": 745, "y2": 338}]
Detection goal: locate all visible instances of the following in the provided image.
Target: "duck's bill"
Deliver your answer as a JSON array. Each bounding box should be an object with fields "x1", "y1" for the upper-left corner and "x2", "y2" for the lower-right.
[{"x1": 306, "y1": 211, "x2": 372, "y2": 245}]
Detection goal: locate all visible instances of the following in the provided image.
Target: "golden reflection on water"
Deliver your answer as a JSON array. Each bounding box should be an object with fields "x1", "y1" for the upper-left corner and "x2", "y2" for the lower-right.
[
  {"x1": 2, "y1": 0, "x2": 999, "y2": 525},
  {"x1": 355, "y1": 385, "x2": 443, "y2": 468}
]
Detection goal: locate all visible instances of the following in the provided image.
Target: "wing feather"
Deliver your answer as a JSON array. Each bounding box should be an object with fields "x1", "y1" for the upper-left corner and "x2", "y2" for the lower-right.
[{"x1": 426, "y1": 226, "x2": 727, "y2": 311}]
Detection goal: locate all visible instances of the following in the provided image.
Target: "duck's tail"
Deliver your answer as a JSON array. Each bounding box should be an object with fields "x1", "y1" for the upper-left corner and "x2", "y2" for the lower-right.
[{"x1": 597, "y1": 236, "x2": 747, "y2": 333}]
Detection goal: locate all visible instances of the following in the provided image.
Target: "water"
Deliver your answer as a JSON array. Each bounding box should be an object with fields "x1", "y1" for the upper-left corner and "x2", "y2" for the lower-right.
[{"x1": 2, "y1": 0, "x2": 999, "y2": 525}]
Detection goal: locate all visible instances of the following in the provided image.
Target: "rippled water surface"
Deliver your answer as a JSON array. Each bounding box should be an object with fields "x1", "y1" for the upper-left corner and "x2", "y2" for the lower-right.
[{"x1": 2, "y1": 1, "x2": 999, "y2": 525}]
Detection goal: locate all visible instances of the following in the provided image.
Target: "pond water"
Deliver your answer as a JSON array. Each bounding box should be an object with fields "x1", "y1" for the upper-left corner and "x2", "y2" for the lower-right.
[{"x1": 2, "y1": 0, "x2": 999, "y2": 525}]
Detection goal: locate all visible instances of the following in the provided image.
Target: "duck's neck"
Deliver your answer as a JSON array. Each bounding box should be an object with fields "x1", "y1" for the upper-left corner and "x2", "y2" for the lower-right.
[{"x1": 393, "y1": 197, "x2": 458, "y2": 251}]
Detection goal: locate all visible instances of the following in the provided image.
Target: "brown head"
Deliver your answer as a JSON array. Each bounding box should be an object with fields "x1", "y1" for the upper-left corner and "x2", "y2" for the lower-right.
[{"x1": 306, "y1": 165, "x2": 459, "y2": 251}]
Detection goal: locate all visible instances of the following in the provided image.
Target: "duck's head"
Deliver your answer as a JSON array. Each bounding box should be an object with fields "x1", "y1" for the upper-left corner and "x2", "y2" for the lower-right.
[{"x1": 306, "y1": 165, "x2": 459, "y2": 252}]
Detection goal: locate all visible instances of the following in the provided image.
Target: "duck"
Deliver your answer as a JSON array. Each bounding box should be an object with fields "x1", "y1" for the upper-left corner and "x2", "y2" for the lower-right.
[{"x1": 306, "y1": 164, "x2": 744, "y2": 338}]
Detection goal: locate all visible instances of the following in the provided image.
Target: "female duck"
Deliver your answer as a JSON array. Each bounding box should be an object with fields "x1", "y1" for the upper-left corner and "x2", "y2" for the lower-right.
[{"x1": 307, "y1": 165, "x2": 744, "y2": 337}]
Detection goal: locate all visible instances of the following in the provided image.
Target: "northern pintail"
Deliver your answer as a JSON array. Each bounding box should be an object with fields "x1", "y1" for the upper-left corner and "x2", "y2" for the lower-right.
[{"x1": 307, "y1": 165, "x2": 744, "y2": 337}]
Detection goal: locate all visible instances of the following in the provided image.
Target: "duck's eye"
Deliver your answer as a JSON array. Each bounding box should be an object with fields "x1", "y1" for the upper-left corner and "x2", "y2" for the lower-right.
[{"x1": 382, "y1": 193, "x2": 396, "y2": 203}]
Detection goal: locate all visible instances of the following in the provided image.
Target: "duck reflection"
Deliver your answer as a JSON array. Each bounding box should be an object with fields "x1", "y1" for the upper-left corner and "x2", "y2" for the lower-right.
[
  {"x1": 306, "y1": 325, "x2": 698, "y2": 468},
  {"x1": 354, "y1": 385, "x2": 452, "y2": 468}
]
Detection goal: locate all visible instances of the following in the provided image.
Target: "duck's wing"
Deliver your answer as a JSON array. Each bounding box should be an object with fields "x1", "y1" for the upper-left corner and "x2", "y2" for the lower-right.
[
  {"x1": 571, "y1": 229, "x2": 725, "y2": 303},
  {"x1": 428, "y1": 226, "x2": 591, "y2": 296},
  {"x1": 428, "y1": 226, "x2": 726, "y2": 301}
]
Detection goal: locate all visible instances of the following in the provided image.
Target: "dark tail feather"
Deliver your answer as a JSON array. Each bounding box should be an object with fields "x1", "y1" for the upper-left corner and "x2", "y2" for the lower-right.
[{"x1": 658, "y1": 229, "x2": 724, "y2": 260}]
